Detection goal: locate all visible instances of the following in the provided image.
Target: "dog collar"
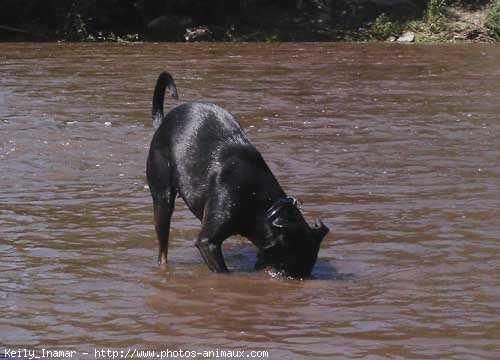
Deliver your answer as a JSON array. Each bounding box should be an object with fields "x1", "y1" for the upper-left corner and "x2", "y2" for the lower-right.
[{"x1": 266, "y1": 197, "x2": 300, "y2": 221}]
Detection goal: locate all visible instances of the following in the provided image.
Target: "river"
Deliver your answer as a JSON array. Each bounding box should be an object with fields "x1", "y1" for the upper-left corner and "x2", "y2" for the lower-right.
[{"x1": 1, "y1": 42, "x2": 499, "y2": 359}]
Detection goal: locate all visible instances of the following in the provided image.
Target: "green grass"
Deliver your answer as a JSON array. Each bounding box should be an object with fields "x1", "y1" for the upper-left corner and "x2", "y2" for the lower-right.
[
  {"x1": 424, "y1": 0, "x2": 450, "y2": 34},
  {"x1": 370, "y1": 3, "x2": 451, "y2": 43},
  {"x1": 485, "y1": 0, "x2": 500, "y2": 39},
  {"x1": 426, "y1": 0, "x2": 449, "y2": 22},
  {"x1": 370, "y1": 13, "x2": 403, "y2": 40}
]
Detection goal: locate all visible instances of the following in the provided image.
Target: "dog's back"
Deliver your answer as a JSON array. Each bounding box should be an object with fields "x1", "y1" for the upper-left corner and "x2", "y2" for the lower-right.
[{"x1": 149, "y1": 101, "x2": 283, "y2": 226}]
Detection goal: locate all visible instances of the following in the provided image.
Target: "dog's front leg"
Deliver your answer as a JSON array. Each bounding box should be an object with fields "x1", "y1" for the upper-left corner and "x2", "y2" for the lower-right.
[
  {"x1": 194, "y1": 214, "x2": 231, "y2": 273},
  {"x1": 192, "y1": 188, "x2": 239, "y2": 273},
  {"x1": 195, "y1": 236, "x2": 229, "y2": 273}
]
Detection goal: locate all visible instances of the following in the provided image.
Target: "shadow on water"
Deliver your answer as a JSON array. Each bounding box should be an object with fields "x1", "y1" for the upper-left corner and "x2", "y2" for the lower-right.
[{"x1": 310, "y1": 259, "x2": 355, "y2": 281}]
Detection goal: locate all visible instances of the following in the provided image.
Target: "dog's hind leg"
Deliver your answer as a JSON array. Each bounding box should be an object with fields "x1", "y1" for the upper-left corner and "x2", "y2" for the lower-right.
[
  {"x1": 152, "y1": 189, "x2": 176, "y2": 265},
  {"x1": 147, "y1": 145, "x2": 177, "y2": 265}
]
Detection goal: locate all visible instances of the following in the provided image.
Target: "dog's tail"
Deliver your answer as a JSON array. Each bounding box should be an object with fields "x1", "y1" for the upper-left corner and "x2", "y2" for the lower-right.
[{"x1": 152, "y1": 71, "x2": 178, "y2": 128}]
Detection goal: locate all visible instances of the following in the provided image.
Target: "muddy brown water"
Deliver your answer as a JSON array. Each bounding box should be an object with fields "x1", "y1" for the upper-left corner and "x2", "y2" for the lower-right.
[{"x1": 1, "y1": 43, "x2": 499, "y2": 359}]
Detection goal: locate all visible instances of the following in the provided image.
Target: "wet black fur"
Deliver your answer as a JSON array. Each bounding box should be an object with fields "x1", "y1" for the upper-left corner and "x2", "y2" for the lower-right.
[{"x1": 146, "y1": 71, "x2": 328, "y2": 277}]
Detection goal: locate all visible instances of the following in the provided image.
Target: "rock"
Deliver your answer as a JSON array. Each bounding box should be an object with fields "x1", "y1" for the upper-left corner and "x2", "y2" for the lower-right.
[
  {"x1": 184, "y1": 26, "x2": 213, "y2": 42},
  {"x1": 386, "y1": 35, "x2": 397, "y2": 42},
  {"x1": 397, "y1": 31, "x2": 415, "y2": 42}
]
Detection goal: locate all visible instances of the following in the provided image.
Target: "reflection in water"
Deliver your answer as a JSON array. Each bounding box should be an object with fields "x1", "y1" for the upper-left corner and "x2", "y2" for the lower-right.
[{"x1": 1, "y1": 43, "x2": 499, "y2": 359}]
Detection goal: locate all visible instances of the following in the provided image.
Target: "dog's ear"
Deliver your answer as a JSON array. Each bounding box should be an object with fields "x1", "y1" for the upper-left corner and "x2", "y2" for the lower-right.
[{"x1": 312, "y1": 217, "x2": 329, "y2": 243}]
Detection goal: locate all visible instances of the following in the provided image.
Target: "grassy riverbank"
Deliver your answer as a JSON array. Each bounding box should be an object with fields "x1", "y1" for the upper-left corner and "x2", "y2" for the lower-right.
[
  {"x1": 368, "y1": 0, "x2": 500, "y2": 42},
  {"x1": 1, "y1": 0, "x2": 499, "y2": 43}
]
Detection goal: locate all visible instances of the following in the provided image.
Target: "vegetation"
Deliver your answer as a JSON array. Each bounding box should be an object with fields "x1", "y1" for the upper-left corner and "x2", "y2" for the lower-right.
[
  {"x1": 427, "y1": 0, "x2": 449, "y2": 21},
  {"x1": 0, "y1": 0, "x2": 498, "y2": 42},
  {"x1": 369, "y1": 0, "x2": 497, "y2": 42},
  {"x1": 371, "y1": 14, "x2": 405, "y2": 40},
  {"x1": 485, "y1": 0, "x2": 500, "y2": 39}
]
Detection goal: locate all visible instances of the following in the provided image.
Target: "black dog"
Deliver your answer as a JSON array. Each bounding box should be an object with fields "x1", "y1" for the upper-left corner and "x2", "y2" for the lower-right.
[{"x1": 147, "y1": 71, "x2": 328, "y2": 277}]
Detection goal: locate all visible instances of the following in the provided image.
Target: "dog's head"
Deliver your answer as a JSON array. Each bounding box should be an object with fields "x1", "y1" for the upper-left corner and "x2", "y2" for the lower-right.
[{"x1": 256, "y1": 198, "x2": 329, "y2": 278}]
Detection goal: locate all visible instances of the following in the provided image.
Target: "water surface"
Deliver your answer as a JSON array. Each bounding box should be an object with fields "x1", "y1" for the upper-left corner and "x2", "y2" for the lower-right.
[{"x1": 1, "y1": 42, "x2": 499, "y2": 359}]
